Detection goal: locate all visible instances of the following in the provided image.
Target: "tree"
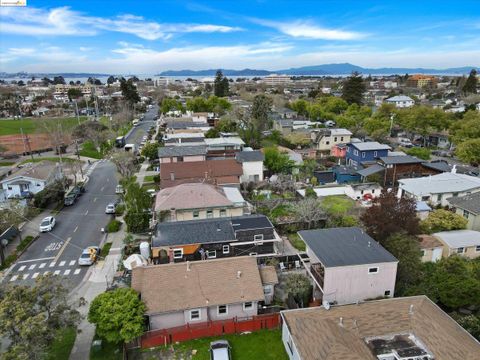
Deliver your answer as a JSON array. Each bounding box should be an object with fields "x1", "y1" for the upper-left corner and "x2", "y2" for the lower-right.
[
  {"x1": 141, "y1": 142, "x2": 160, "y2": 160},
  {"x1": 383, "y1": 233, "x2": 423, "y2": 295},
  {"x1": 293, "y1": 198, "x2": 325, "y2": 229},
  {"x1": 52, "y1": 76, "x2": 65, "y2": 85},
  {"x1": 421, "y1": 209, "x2": 468, "y2": 233},
  {"x1": 450, "y1": 110, "x2": 480, "y2": 145},
  {"x1": 120, "y1": 78, "x2": 140, "y2": 106},
  {"x1": 405, "y1": 147, "x2": 431, "y2": 160},
  {"x1": 214, "y1": 70, "x2": 225, "y2": 97},
  {"x1": 398, "y1": 106, "x2": 450, "y2": 145},
  {"x1": 88, "y1": 288, "x2": 146, "y2": 344},
  {"x1": 341, "y1": 72, "x2": 366, "y2": 105},
  {"x1": 455, "y1": 315, "x2": 480, "y2": 341},
  {"x1": 110, "y1": 151, "x2": 137, "y2": 178},
  {"x1": 264, "y1": 147, "x2": 294, "y2": 174},
  {"x1": 107, "y1": 76, "x2": 115, "y2": 85},
  {"x1": 160, "y1": 98, "x2": 184, "y2": 114},
  {"x1": 456, "y1": 138, "x2": 480, "y2": 165},
  {"x1": 361, "y1": 190, "x2": 420, "y2": 244},
  {"x1": 285, "y1": 273, "x2": 312, "y2": 307},
  {"x1": 204, "y1": 127, "x2": 219, "y2": 138},
  {"x1": 0, "y1": 276, "x2": 80, "y2": 359},
  {"x1": 124, "y1": 181, "x2": 151, "y2": 233},
  {"x1": 462, "y1": 69, "x2": 478, "y2": 94},
  {"x1": 67, "y1": 88, "x2": 82, "y2": 101},
  {"x1": 250, "y1": 94, "x2": 272, "y2": 132}
]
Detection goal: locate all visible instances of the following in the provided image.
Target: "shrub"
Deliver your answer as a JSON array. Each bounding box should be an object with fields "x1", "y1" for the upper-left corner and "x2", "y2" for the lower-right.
[
  {"x1": 17, "y1": 235, "x2": 35, "y2": 252},
  {"x1": 115, "y1": 204, "x2": 125, "y2": 216},
  {"x1": 124, "y1": 212, "x2": 150, "y2": 233},
  {"x1": 105, "y1": 219, "x2": 122, "y2": 233},
  {"x1": 34, "y1": 180, "x2": 65, "y2": 209},
  {"x1": 152, "y1": 175, "x2": 160, "y2": 183}
]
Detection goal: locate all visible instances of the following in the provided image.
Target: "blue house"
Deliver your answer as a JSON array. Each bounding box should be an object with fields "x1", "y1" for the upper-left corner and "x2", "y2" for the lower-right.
[
  {"x1": 333, "y1": 165, "x2": 361, "y2": 184},
  {"x1": 346, "y1": 142, "x2": 391, "y2": 167}
]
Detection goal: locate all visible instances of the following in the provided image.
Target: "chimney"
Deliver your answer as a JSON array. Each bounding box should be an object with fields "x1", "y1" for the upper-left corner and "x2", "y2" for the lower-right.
[
  {"x1": 237, "y1": 271, "x2": 242, "y2": 279},
  {"x1": 451, "y1": 164, "x2": 457, "y2": 174},
  {"x1": 186, "y1": 261, "x2": 190, "y2": 271},
  {"x1": 170, "y1": 207, "x2": 176, "y2": 221},
  {"x1": 338, "y1": 317, "x2": 344, "y2": 327},
  {"x1": 409, "y1": 304, "x2": 414, "y2": 315},
  {"x1": 170, "y1": 172, "x2": 175, "y2": 181}
]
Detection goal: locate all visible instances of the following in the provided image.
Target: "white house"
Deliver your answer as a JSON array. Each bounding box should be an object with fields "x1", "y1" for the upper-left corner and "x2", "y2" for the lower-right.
[
  {"x1": 385, "y1": 95, "x2": 415, "y2": 108},
  {"x1": 310, "y1": 128, "x2": 352, "y2": 152},
  {"x1": 0, "y1": 161, "x2": 63, "y2": 200},
  {"x1": 235, "y1": 150, "x2": 265, "y2": 183},
  {"x1": 345, "y1": 182, "x2": 382, "y2": 201}
]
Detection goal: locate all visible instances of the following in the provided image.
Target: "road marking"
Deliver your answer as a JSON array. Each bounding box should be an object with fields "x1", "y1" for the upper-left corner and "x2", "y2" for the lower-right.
[
  {"x1": 10, "y1": 275, "x2": 18, "y2": 282},
  {"x1": 45, "y1": 241, "x2": 63, "y2": 252},
  {"x1": 106, "y1": 178, "x2": 109, "y2": 182},
  {"x1": 32, "y1": 272, "x2": 39, "y2": 279},
  {"x1": 93, "y1": 197, "x2": 97, "y2": 202},
  {"x1": 28, "y1": 264, "x2": 36, "y2": 270},
  {"x1": 54, "y1": 237, "x2": 71, "y2": 262},
  {"x1": 18, "y1": 256, "x2": 55, "y2": 264},
  {"x1": 84, "y1": 210, "x2": 89, "y2": 216},
  {"x1": 43, "y1": 271, "x2": 49, "y2": 276},
  {"x1": 18, "y1": 265, "x2": 26, "y2": 271},
  {"x1": 49, "y1": 262, "x2": 56, "y2": 268},
  {"x1": 53, "y1": 270, "x2": 61, "y2": 275},
  {"x1": 100, "y1": 186, "x2": 105, "y2": 191},
  {"x1": 74, "y1": 269, "x2": 81, "y2": 275},
  {"x1": 69, "y1": 260, "x2": 76, "y2": 266},
  {"x1": 73, "y1": 225, "x2": 78, "y2": 233},
  {"x1": 22, "y1": 274, "x2": 29, "y2": 280},
  {"x1": 39, "y1": 263, "x2": 46, "y2": 269},
  {"x1": 64, "y1": 269, "x2": 71, "y2": 275},
  {"x1": 59, "y1": 261, "x2": 66, "y2": 267}
]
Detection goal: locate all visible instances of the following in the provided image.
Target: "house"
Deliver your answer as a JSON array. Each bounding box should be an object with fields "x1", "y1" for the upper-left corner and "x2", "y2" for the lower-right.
[
  {"x1": 159, "y1": 159, "x2": 243, "y2": 188},
  {"x1": 397, "y1": 173, "x2": 480, "y2": 207},
  {"x1": 385, "y1": 95, "x2": 415, "y2": 108},
  {"x1": 298, "y1": 227, "x2": 398, "y2": 305},
  {"x1": 332, "y1": 165, "x2": 361, "y2": 184},
  {"x1": 259, "y1": 266, "x2": 279, "y2": 305},
  {"x1": 273, "y1": 119, "x2": 313, "y2": 135},
  {"x1": 131, "y1": 257, "x2": 266, "y2": 331},
  {"x1": 427, "y1": 132, "x2": 450, "y2": 149},
  {"x1": 434, "y1": 230, "x2": 480, "y2": 259},
  {"x1": 281, "y1": 295, "x2": 480, "y2": 360},
  {"x1": 418, "y1": 234, "x2": 443, "y2": 262},
  {"x1": 164, "y1": 120, "x2": 210, "y2": 134},
  {"x1": 205, "y1": 137, "x2": 245, "y2": 157},
  {"x1": 330, "y1": 143, "x2": 347, "y2": 158},
  {"x1": 447, "y1": 192, "x2": 480, "y2": 230},
  {"x1": 235, "y1": 150, "x2": 265, "y2": 183},
  {"x1": 158, "y1": 145, "x2": 207, "y2": 164},
  {"x1": 154, "y1": 183, "x2": 245, "y2": 222},
  {"x1": 345, "y1": 183, "x2": 382, "y2": 201},
  {"x1": 296, "y1": 186, "x2": 347, "y2": 198},
  {"x1": 346, "y1": 142, "x2": 391, "y2": 168},
  {"x1": 311, "y1": 128, "x2": 352, "y2": 152},
  {"x1": 163, "y1": 133, "x2": 205, "y2": 146},
  {"x1": 0, "y1": 161, "x2": 63, "y2": 199},
  {"x1": 151, "y1": 214, "x2": 281, "y2": 262}
]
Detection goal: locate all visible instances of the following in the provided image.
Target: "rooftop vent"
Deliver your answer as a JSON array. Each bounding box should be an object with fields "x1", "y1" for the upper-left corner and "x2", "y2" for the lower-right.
[{"x1": 237, "y1": 271, "x2": 242, "y2": 279}]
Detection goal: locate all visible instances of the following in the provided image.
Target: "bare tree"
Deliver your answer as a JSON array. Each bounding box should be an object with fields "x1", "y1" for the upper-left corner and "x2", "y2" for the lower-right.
[
  {"x1": 293, "y1": 198, "x2": 325, "y2": 229},
  {"x1": 110, "y1": 150, "x2": 136, "y2": 178}
]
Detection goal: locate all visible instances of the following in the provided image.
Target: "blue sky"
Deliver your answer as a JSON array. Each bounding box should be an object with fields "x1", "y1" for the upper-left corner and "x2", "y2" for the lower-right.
[{"x1": 0, "y1": 0, "x2": 479, "y2": 73}]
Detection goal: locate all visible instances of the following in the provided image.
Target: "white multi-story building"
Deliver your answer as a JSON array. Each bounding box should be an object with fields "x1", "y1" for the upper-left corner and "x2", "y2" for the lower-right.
[{"x1": 262, "y1": 74, "x2": 292, "y2": 86}]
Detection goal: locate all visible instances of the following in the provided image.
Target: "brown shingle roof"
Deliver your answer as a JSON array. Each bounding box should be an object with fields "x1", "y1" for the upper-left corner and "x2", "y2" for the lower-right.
[
  {"x1": 131, "y1": 257, "x2": 265, "y2": 314},
  {"x1": 417, "y1": 234, "x2": 443, "y2": 249},
  {"x1": 282, "y1": 296, "x2": 480, "y2": 360},
  {"x1": 154, "y1": 183, "x2": 233, "y2": 212},
  {"x1": 259, "y1": 266, "x2": 278, "y2": 285},
  {"x1": 3, "y1": 161, "x2": 58, "y2": 182},
  {"x1": 160, "y1": 159, "x2": 242, "y2": 188}
]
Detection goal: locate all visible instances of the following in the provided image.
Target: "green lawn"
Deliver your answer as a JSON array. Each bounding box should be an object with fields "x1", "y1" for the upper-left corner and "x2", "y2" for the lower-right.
[
  {"x1": 20, "y1": 157, "x2": 79, "y2": 165},
  {"x1": 0, "y1": 117, "x2": 87, "y2": 136},
  {"x1": 90, "y1": 336, "x2": 122, "y2": 360},
  {"x1": 79, "y1": 141, "x2": 103, "y2": 159},
  {"x1": 288, "y1": 233, "x2": 306, "y2": 251},
  {"x1": 0, "y1": 161, "x2": 16, "y2": 166},
  {"x1": 45, "y1": 327, "x2": 77, "y2": 360},
  {"x1": 320, "y1": 195, "x2": 355, "y2": 215},
  {"x1": 166, "y1": 330, "x2": 288, "y2": 360},
  {"x1": 143, "y1": 175, "x2": 155, "y2": 182}
]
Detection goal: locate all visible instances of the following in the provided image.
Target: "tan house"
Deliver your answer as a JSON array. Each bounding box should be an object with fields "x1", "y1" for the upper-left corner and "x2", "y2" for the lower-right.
[
  {"x1": 154, "y1": 183, "x2": 245, "y2": 222},
  {"x1": 281, "y1": 295, "x2": 480, "y2": 360},
  {"x1": 417, "y1": 234, "x2": 443, "y2": 262},
  {"x1": 434, "y1": 230, "x2": 480, "y2": 259},
  {"x1": 447, "y1": 192, "x2": 480, "y2": 231},
  {"x1": 299, "y1": 227, "x2": 398, "y2": 305},
  {"x1": 131, "y1": 257, "x2": 266, "y2": 331},
  {"x1": 158, "y1": 145, "x2": 207, "y2": 164},
  {"x1": 311, "y1": 128, "x2": 352, "y2": 152}
]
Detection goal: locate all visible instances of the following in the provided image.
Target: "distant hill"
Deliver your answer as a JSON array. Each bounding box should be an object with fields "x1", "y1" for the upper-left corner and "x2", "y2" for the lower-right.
[
  {"x1": 0, "y1": 72, "x2": 112, "y2": 79},
  {"x1": 158, "y1": 63, "x2": 479, "y2": 76}
]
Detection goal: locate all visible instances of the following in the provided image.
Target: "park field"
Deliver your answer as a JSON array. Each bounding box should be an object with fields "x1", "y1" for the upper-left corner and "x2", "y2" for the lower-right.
[{"x1": 0, "y1": 117, "x2": 87, "y2": 136}]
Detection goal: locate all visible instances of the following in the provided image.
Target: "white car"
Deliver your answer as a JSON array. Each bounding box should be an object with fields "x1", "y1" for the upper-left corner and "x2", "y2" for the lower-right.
[
  {"x1": 115, "y1": 185, "x2": 124, "y2": 194},
  {"x1": 39, "y1": 216, "x2": 56, "y2": 232},
  {"x1": 105, "y1": 203, "x2": 116, "y2": 214},
  {"x1": 210, "y1": 340, "x2": 231, "y2": 360},
  {"x1": 78, "y1": 246, "x2": 100, "y2": 266}
]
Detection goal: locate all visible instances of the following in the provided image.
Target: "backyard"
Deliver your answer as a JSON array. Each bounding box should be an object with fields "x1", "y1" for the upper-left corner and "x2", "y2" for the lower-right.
[{"x1": 0, "y1": 117, "x2": 88, "y2": 136}]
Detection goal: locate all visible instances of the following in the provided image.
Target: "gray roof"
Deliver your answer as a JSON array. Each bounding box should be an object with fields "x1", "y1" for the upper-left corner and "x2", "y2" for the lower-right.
[
  {"x1": 434, "y1": 230, "x2": 480, "y2": 248},
  {"x1": 386, "y1": 95, "x2": 414, "y2": 102},
  {"x1": 349, "y1": 142, "x2": 391, "y2": 151},
  {"x1": 153, "y1": 215, "x2": 273, "y2": 247},
  {"x1": 235, "y1": 150, "x2": 265, "y2": 163},
  {"x1": 399, "y1": 173, "x2": 480, "y2": 196},
  {"x1": 299, "y1": 227, "x2": 397, "y2": 267},
  {"x1": 158, "y1": 145, "x2": 207, "y2": 158},
  {"x1": 447, "y1": 192, "x2": 480, "y2": 215},
  {"x1": 421, "y1": 161, "x2": 452, "y2": 172},
  {"x1": 357, "y1": 164, "x2": 384, "y2": 177},
  {"x1": 379, "y1": 155, "x2": 422, "y2": 165},
  {"x1": 166, "y1": 121, "x2": 208, "y2": 129}
]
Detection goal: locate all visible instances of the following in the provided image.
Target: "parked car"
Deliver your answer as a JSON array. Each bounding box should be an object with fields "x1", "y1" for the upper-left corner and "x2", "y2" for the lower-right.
[
  {"x1": 210, "y1": 340, "x2": 231, "y2": 360},
  {"x1": 78, "y1": 246, "x2": 100, "y2": 266},
  {"x1": 324, "y1": 120, "x2": 336, "y2": 127},
  {"x1": 115, "y1": 185, "x2": 124, "y2": 194},
  {"x1": 105, "y1": 203, "x2": 116, "y2": 214},
  {"x1": 39, "y1": 216, "x2": 56, "y2": 232},
  {"x1": 64, "y1": 194, "x2": 77, "y2": 206}
]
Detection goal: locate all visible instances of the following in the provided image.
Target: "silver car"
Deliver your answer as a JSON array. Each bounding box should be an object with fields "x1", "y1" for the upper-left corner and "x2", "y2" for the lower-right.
[
  {"x1": 105, "y1": 203, "x2": 116, "y2": 214},
  {"x1": 78, "y1": 246, "x2": 100, "y2": 266},
  {"x1": 210, "y1": 340, "x2": 231, "y2": 360},
  {"x1": 39, "y1": 216, "x2": 56, "y2": 232}
]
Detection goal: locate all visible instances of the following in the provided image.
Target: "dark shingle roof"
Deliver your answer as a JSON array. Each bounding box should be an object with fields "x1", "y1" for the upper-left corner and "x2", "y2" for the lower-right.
[
  {"x1": 299, "y1": 227, "x2": 397, "y2": 267},
  {"x1": 379, "y1": 155, "x2": 422, "y2": 165},
  {"x1": 231, "y1": 215, "x2": 273, "y2": 231},
  {"x1": 235, "y1": 150, "x2": 265, "y2": 163},
  {"x1": 447, "y1": 192, "x2": 480, "y2": 215},
  {"x1": 158, "y1": 145, "x2": 207, "y2": 158}
]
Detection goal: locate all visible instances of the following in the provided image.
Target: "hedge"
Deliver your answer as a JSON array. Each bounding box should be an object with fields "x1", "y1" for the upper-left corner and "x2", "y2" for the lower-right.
[{"x1": 106, "y1": 219, "x2": 122, "y2": 233}]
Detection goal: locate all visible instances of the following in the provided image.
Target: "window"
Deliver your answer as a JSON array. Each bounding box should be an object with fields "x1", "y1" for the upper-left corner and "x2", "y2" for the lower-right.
[
  {"x1": 36, "y1": 183, "x2": 41, "y2": 186},
  {"x1": 362, "y1": 152, "x2": 366, "y2": 158},
  {"x1": 263, "y1": 286, "x2": 272, "y2": 295},
  {"x1": 189, "y1": 309, "x2": 201, "y2": 321},
  {"x1": 452, "y1": 192, "x2": 458, "y2": 197},
  {"x1": 368, "y1": 267, "x2": 379, "y2": 274},
  {"x1": 7, "y1": 186, "x2": 12, "y2": 190},
  {"x1": 354, "y1": 149, "x2": 359, "y2": 156},
  {"x1": 437, "y1": 194, "x2": 443, "y2": 202},
  {"x1": 193, "y1": 210, "x2": 199, "y2": 218},
  {"x1": 254, "y1": 234, "x2": 264, "y2": 241},
  {"x1": 243, "y1": 302, "x2": 253, "y2": 310},
  {"x1": 421, "y1": 250, "x2": 426, "y2": 257},
  {"x1": 220, "y1": 209, "x2": 227, "y2": 217},
  {"x1": 373, "y1": 151, "x2": 378, "y2": 157},
  {"x1": 384, "y1": 290, "x2": 391, "y2": 297},
  {"x1": 325, "y1": 141, "x2": 330, "y2": 145},
  {"x1": 463, "y1": 210, "x2": 470, "y2": 219},
  {"x1": 217, "y1": 305, "x2": 228, "y2": 315},
  {"x1": 206, "y1": 210, "x2": 213, "y2": 218},
  {"x1": 334, "y1": 137, "x2": 338, "y2": 142},
  {"x1": 173, "y1": 248, "x2": 183, "y2": 259},
  {"x1": 222, "y1": 245, "x2": 230, "y2": 254},
  {"x1": 361, "y1": 190, "x2": 364, "y2": 195},
  {"x1": 476, "y1": 245, "x2": 480, "y2": 252},
  {"x1": 207, "y1": 250, "x2": 216, "y2": 258},
  {"x1": 372, "y1": 189, "x2": 375, "y2": 194},
  {"x1": 456, "y1": 247, "x2": 465, "y2": 254},
  {"x1": 249, "y1": 252, "x2": 258, "y2": 256},
  {"x1": 340, "y1": 137, "x2": 344, "y2": 141}
]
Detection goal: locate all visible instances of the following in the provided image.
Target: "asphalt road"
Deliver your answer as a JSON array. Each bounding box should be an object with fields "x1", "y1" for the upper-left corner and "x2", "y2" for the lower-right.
[
  {"x1": 125, "y1": 104, "x2": 158, "y2": 148},
  {"x1": 3, "y1": 160, "x2": 119, "y2": 289}
]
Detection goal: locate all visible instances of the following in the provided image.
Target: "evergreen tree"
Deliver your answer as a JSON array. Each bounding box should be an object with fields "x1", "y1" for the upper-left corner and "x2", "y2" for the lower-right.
[
  {"x1": 120, "y1": 78, "x2": 140, "y2": 106},
  {"x1": 221, "y1": 76, "x2": 229, "y2": 96},
  {"x1": 462, "y1": 69, "x2": 478, "y2": 94},
  {"x1": 214, "y1": 70, "x2": 225, "y2": 97},
  {"x1": 342, "y1": 72, "x2": 366, "y2": 105}
]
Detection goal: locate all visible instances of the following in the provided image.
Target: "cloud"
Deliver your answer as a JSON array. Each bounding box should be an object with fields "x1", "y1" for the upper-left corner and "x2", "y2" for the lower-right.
[
  {"x1": 0, "y1": 6, "x2": 242, "y2": 40},
  {"x1": 253, "y1": 18, "x2": 366, "y2": 40}
]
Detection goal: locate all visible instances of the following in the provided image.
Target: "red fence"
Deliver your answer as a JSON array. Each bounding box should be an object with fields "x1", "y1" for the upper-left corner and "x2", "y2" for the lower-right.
[{"x1": 141, "y1": 313, "x2": 280, "y2": 349}]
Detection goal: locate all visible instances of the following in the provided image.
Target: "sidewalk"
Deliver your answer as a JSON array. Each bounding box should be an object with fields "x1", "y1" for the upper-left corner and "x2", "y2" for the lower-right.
[
  {"x1": 136, "y1": 161, "x2": 157, "y2": 185},
  {"x1": 68, "y1": 228, "x2": 125, "y2": 360}
]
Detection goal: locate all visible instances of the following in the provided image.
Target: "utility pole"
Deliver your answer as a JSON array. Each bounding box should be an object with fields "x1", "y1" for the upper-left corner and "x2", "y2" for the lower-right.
[
  {"x1": 75, "y1": 140, "x2": 84, "y2": 179},
  {"x1": 74, "y1": 100, "x2": 80, "y2": 125},
  {"x1": 20, "y1": 127, "x2": 34, "y2": 162}
]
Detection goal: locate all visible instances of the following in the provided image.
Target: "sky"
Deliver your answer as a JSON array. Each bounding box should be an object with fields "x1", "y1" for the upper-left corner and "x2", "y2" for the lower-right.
[{"x1": 0, "y1": 0, "x2": 479, "y2": 74}]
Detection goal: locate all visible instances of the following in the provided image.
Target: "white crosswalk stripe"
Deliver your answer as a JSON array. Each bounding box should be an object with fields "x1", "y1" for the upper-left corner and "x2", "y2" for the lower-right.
[
  {"x1": 64, "y1": 269, "x2": 71, "y2": 275},
  {"x1": 22, "y1": 274, "x2": 29, "y2": 280},
  {"x1": 10, "y1": 275, "x2": 18, "y2": 282},
  {"x1": 49, "y1": 262, "x2": 56, "y2": 267},
  {"x1": 53, "y1": 270, "x2": 61, "y2": 275},
  {"x1": 39, "y1": 263, "x2": 46, "y2": 269},
  {"x1": 74, "y1": 269, "x2": 81, "y2": 275},
  {"x1": 32, "y1": 272, "x2": 39, "y2": 279},
  {"x1": 28, "y1": 264, "x2": 36, "y2": 270},
  {"x1": 43, "y1": 271, "x2": 50, "y2": 276},
  {"x1": 18, "y1": 265, "x2": 26, "y2": 271},
  {"x1": 59, "y1": 261, "x2": 66, "y2": 266},
  {"x1": 69, "y1": 260, "x2": 76, "y2": 266}
]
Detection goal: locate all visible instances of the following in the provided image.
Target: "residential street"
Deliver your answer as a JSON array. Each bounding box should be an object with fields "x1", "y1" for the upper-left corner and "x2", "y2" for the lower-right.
[
  {"x1": 2, "y1": 160, "x2": 119, "y2": 289},
  {"x1": 126, "y1": 104, "x2": 158, "y2": 148}
]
